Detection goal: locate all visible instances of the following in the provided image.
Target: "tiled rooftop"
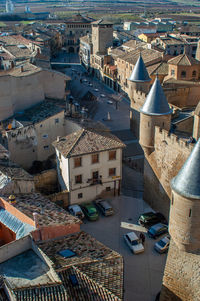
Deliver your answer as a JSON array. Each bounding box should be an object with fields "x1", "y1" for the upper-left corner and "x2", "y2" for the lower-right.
[
  {"x1": 53, "y1": 129, "x2": 125, "y2": 158},
  {"x1": 0, "y1": 193, "x2": 80, "y2": 227},
  {"x1": 0, "y1": 63, "x2": 41, "y2": 77},
  {"x1": 37, "y1": 231, "x2": 119, "y2": 269},
  {"x1": 4, "y1": 45, "x2": 32, "y2": 59},
  {"x1": 118, "y1": 48, "x2": 162, "y2": 66},
  {"x1": 59, "y1": 266, "x2": 121, "y2": 301},
  {"x1": 159, "y1": 36, "x2": 185, "y2": 45},
  {"x1": 0, "y1": 164, "x2": 33, "y2": 180},
  {"x1": 0, "y1": 35, "x2": 33, "y2": 46},
  {"x1": 168, "y1": 53, "x2": 200, "y2": 66},
  {"x1": 3, "y1": 98, "x2": 66, "y2": 128}
]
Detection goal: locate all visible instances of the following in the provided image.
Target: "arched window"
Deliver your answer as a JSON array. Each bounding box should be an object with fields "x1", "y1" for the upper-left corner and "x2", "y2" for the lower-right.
[
  {"x1": 192, "y1": 70, "x2": 196, "y2": 77},
  {"x1": 181, "y1": 71, "x2": 186, "y2": 78}
]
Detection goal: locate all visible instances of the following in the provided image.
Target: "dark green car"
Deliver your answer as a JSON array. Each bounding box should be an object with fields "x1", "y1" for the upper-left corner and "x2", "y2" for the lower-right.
[
  {"x1": 138, "y1": 211, "x2": 167, "y2": 227},
  {"x1": 81, "y1": 202, "x2": 99, "y2": 221}
]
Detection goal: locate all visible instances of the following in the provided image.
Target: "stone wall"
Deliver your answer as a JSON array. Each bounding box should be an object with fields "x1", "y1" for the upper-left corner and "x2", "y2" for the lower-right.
[
  {"x1": 160, "y1": 239, "x2": 200, "y2": 301},
  {"x1": 143, "y1": 127, "x2": 193, "y2": 218},
  {"x1": 34, "y1": 169, "x2": 58, "y2": 194},
  {"x1": 0, "y1": 69, "x2": 68, "y2": 121}
]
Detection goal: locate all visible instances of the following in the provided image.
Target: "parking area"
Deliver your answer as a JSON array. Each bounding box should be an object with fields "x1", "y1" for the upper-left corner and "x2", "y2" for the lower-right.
[{"x1": 81, "y1": 195, "x2": 167, "y2": 301}]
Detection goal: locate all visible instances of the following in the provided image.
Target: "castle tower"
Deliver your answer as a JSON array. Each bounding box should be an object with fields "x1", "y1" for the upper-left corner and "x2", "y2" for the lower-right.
[
  {"x1": 91, "y1": 19, "x2": 113, "y2": 55},
  {"x1": 139, "y1": 76, "x2": 172, "y2": 155},
  {"x1": 193, "y1": 101, "x2": 200, "y2": 140},
  {"x1": 160, "y1": 139, "x2": 200, "y2": 301},
  {"x1": 170, "y1": 138, "x2": 200, "y2": 252},
  {"x1": 129, "y1": 53, "x2": 151, "y2": 94},
  {"x1": 129, "y1": 53, "x2": 151, "y2": 138}
]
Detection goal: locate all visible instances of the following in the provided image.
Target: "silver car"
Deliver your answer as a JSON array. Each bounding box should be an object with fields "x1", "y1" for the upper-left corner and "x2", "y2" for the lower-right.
[
  {"x1": 154, "y1": 235, "x2": 170, "y2": 253},
  {"x1": 94, "y1": 199, "x2": 114, "y2": 216},
  {"x1": 68, "y1": 204, "x2": 84, "y2": 219},
  {"x1": 124, "y1": 232, "x2": 144, "y2": 254}
]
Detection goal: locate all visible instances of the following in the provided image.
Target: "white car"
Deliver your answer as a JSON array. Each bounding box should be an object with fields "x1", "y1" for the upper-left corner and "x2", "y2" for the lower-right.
[
  {"x1": 100, "y1": 94, "x2": 106, "y2": 98},
  {"x1": 154, "y1": 235, "x2": 170, "y2": 253},
  {"x1": 68, "y1": 205, "x2": 84, "y2": 219},
  {"x1": 124, "y1": 232, "x2": 144, "y2": 254},
  {"x1": 107, "y1": 100, "x2": 113, "y2": 104},
  {"x1": 94, "y1": 88, "x2": 99, "y2": 92}
]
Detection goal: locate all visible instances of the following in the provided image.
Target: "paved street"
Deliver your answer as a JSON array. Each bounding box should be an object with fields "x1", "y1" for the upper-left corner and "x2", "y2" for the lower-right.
[
  {"x1": 60, "y1": 63, "x2": 166, "y2": 301},
  {"x1": 81, "y1": 195, "x2": 167, "y2": 301}
]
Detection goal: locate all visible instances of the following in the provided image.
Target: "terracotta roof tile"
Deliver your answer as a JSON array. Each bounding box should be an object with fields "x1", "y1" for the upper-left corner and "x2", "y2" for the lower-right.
[
  {"x1": 37, "y1": 231, "x2": 118, "y2": 269},
  {"x1": 53, "y1": 129, "x2": 125, "y2": 158},
  {"x1": 168, "y1": 53, "x2": 200, "y2": 66},
  {"x1": 0, "y1": 193, "x2": 80, "y2": 227}
]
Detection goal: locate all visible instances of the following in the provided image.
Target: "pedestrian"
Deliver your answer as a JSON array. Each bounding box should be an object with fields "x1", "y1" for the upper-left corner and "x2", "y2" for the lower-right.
[{"x1": 140, "y1": 232, "x2": 145, "y2": 244}]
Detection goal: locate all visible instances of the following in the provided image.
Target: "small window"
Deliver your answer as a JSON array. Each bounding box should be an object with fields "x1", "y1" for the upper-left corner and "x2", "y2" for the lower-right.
[
  {"x1": 92, "y1": 154, "x2": 99, "y2": 164},
  {"x1": 59, "y1": 152, "x2": 61, "y2": 160},
  {"x1": 42, "y1": 134, "x2": 48, "y2": 139},
  {"x1": 181, "y1": 71, "x2": 186, "y2": 78},
  {"x1": 109, "y1": 168, "x2": 116, "y2": 177},
  {"x1": 109, "y1": 150, "x2": 116, "y2": 161},
  {"x1": 55, "y1": 118, "x2": 59, "y2": 124},
  {"x1": 78, "y1": 193, "x2": 83, "y2": 199},
  {"x1": 75, "y1": 175, "x2": 82, "y2": 184},
  {"x1": 106, "y1": 186, "x2": 111, "y2": 191},
  {"x1": 192, "y1": 70, "x2": 196, "y2": 77},
  {"x1": 171, "y1": 69, "x2": 175, "y2": 76},
  {"x1": 40, "y1": 124, "x2": 43, "y2": 128},
  {"x1": 171, "y1": 194, "x2": 174, "y2": 205},
  {"x1": 44, "y1": 145, "x2": 49, "y2": 149},
  {"x1": 74, "y1": 157, "x2": 82, "y2": 168},
  {"x1": 189, "y1": 209, "x2": 192, "y2": 217}
]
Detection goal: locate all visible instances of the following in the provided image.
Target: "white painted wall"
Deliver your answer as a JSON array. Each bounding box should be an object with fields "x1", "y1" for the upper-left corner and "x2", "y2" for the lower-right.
[{"x1": 56, "y1": 148, "x2": 123, "y2": 204}]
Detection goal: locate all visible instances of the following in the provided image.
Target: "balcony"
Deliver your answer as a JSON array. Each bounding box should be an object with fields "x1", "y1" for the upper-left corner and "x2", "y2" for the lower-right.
[{"x1": 87, "y1": 177, "x2": 102, "y2": 185}]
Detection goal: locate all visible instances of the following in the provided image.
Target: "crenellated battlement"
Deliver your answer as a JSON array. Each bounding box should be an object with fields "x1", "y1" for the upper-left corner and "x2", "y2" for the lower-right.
[{"x1": 155, "y1": 126, "x2": 194, "y2": 151}]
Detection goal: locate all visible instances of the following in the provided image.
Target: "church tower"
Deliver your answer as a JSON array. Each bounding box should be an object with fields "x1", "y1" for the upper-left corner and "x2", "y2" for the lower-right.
[
  {"x1": 160, "y1": 139, "x2": 200, "y2": 300},
  {"x1": 139, "y1": 76, "x2": 172, "y2": 155},
  {"x1": 129, "y1": 53, "x2": 151, "y2": 138}
]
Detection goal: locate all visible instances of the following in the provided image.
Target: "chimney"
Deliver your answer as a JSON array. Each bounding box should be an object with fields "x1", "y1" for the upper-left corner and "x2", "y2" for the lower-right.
[
  {"x1": 21, "y1": 66, "x2": 24, "y2": 72},
  {"x1": 33, "y1": 212, "x2": 39, "y2": 228}
]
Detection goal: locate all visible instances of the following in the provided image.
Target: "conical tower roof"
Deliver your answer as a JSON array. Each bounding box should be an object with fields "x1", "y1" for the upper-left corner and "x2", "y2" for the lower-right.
[
  {"x1": 140, "y1": 76, "x2": 172, "y2": 116},
  {"x1": 171, "y1": 139, "x2": 200, "y2": 199},
  {"x1": 129, "y1": 53, "x2": 151, "y2": 82}
]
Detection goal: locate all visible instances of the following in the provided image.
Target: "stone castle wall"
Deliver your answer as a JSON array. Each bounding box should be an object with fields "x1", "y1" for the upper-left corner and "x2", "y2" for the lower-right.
[
  {"x1": 160, "y1": 239, "x2": 200, "y2": 301},
  {"x1": 143, "y1": 127, "x2": 193, "y2": 218}
]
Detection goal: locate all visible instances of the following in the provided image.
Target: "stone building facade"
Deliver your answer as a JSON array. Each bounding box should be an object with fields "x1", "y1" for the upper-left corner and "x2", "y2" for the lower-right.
[
  {"x1": 129, "y1": 54, "x2": 199, "y2": 218},
  {"x1": 64, "y1": 14, "x2": 93, "y2": 53}
]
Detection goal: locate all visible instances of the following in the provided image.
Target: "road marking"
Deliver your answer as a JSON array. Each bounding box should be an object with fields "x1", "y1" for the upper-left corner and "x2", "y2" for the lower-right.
[{"x1": 121, "y1": 222, "x2": 147, "y2": 233}]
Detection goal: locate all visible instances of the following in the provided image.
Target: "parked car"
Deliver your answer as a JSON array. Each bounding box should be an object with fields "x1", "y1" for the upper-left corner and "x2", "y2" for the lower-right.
[
  {"x1": 94, "y1": 88, "x2": 99, "y2": 92},
  {"x1": 68, "y1": 205, "x2": 84, "y2": 219},
  {"x1": 81, "y1": 202, "x2": 99, "y2": 221},
  {"x1": 154, "y1": 235, "x2": 170, "y2": 253},
  {"x1": 107, "y1": 100, "x2": 113, "y2": 105},
  {"x1": 100, "y1": 94, "x2": 105, "y2": 98},
  {"x1": 138, "y1": 211, "x2": 167, "y2": 227},
  {"x1": 148, "y1": 223, "x2": 168, "y2": 239},
  {"x1": 94, "y1": 199, "x2": 114, "y2": 216},
  {"x1": 124, "y1": 232, "x2": 144, "y2": 254}
]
